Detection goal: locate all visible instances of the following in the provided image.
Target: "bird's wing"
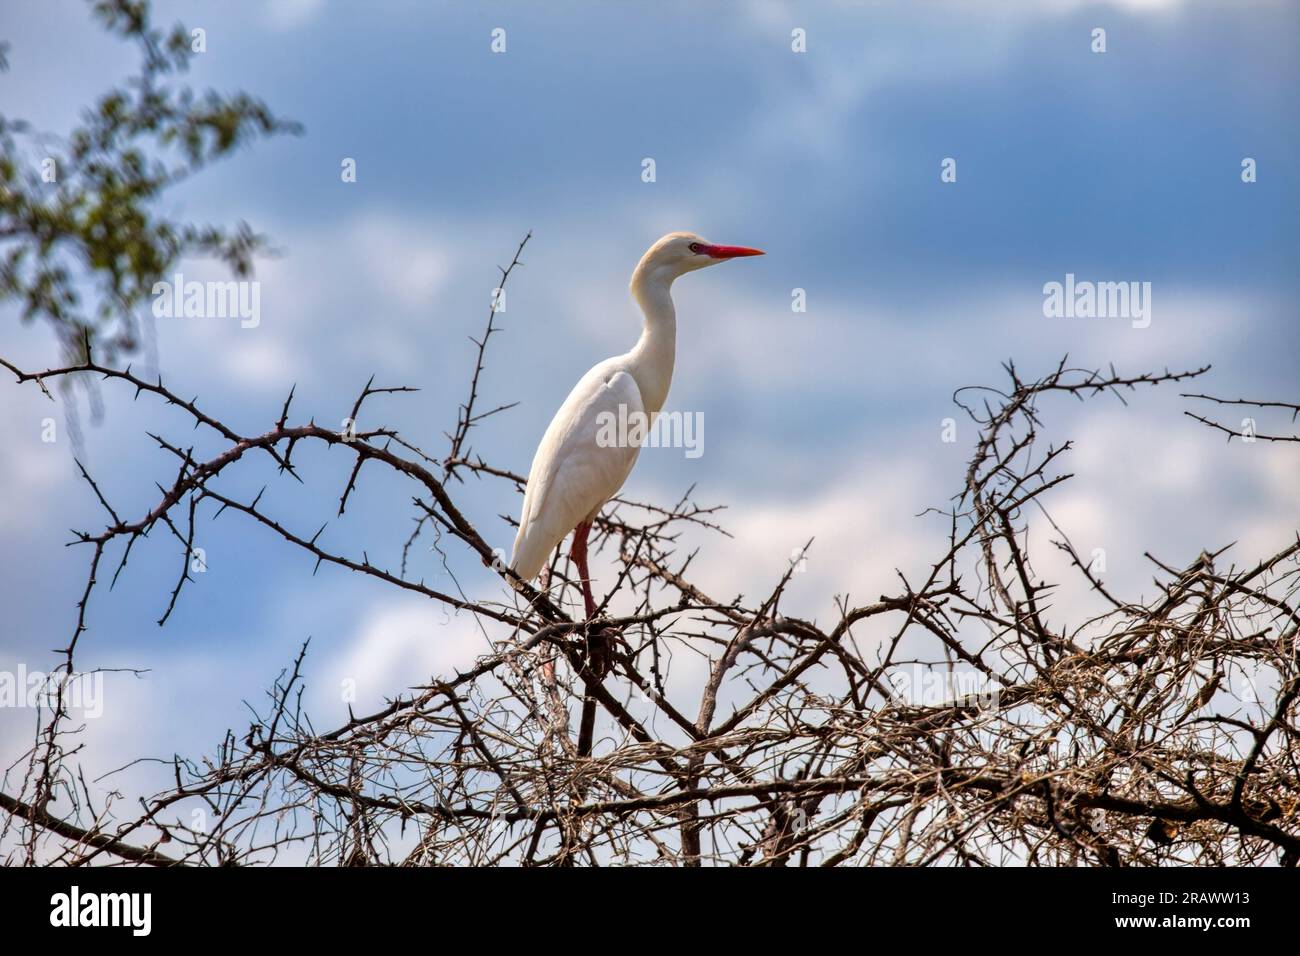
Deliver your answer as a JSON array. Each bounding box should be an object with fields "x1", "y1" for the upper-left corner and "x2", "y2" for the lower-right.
[{"x1": 511, "y1": 362, "x2": 645, "y2": 581}]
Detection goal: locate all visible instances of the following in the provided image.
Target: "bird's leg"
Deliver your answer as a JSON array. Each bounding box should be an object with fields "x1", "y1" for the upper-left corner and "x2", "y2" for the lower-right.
[
  {"x1": 537, "y1": 564, "x2": 557, "y2": 686},
  {"x1": 568, "y1": 519, "x2": 598, "y2": 619},
  {"x1": 569, "y1": 519, "x2": 612, "y2": 689}
]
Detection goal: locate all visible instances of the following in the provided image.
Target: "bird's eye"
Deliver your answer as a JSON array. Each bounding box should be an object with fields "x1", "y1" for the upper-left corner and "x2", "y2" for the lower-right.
[{"x1": 688, "y1": 242, "x2": 702, "y2": 254}]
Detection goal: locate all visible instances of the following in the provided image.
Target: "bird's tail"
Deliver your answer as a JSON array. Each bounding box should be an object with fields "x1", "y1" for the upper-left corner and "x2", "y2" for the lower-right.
[{"x1": 509, "y1": 528, "x2": 547, "y2": 583}]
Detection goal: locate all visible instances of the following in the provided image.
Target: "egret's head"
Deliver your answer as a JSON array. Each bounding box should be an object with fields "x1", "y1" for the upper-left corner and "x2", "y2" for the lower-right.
[{"x1": 632, "y1": 231, "x2": 764, "y2": 287}]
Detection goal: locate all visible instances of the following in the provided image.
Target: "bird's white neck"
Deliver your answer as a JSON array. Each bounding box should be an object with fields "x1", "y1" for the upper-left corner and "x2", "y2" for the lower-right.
[{"x1": 627, "y1": 268, "x2": 677, "y2": 416}]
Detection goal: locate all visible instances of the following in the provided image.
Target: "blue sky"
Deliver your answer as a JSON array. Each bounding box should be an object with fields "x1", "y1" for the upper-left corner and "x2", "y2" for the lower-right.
[{"x1": 1, "y1": 0, "x2": 1297, "y2": 833}]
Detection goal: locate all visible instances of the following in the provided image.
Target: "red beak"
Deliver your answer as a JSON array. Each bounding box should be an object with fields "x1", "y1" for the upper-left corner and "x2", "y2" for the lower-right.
[{"x1": 699, "y1": 243, "x2": 765, "y2": 259}]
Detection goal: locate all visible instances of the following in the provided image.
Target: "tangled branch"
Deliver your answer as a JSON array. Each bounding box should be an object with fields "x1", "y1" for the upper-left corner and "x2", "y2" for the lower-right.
[{"x1": 3, "y1": 240, "x2": 1297, "y2": 867}]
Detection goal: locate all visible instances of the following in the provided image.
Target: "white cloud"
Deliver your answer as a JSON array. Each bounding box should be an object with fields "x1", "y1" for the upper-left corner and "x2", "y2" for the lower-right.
[
  {"x1": 0, "y1": 390, "x2": 73, "y2": 536},
  {"x1": 265, "y1": 0, "x2": 324, "y2": 31},
  {"x1": 145, "y1": 210, "x2": 455, "y2": 395},
  {"x1": 351, "y1": 215, "x2": 450, "y2": 312},
  {"x1": 317, "y1": 599, "x2": 495, "y2": 713}
]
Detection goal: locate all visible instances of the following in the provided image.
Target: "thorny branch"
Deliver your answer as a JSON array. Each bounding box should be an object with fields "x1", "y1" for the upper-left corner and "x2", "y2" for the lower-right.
[{"x1": 1181, "y1": 392, "x2": 1300, "y2": 443}]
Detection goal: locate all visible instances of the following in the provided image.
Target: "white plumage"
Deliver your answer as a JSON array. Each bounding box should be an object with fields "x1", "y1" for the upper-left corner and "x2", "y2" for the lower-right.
[
  {"x1": 510, "y1": 232, "x2": 763, "y2": 607},
  {"x1": 511, "y1": 362, "x2": 643, "y2": 581}
]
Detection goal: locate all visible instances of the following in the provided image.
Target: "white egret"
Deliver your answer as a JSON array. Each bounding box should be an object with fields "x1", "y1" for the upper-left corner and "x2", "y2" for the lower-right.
[{"x1": 510, "y1": 232, "x2": 764, "y2": 621}]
